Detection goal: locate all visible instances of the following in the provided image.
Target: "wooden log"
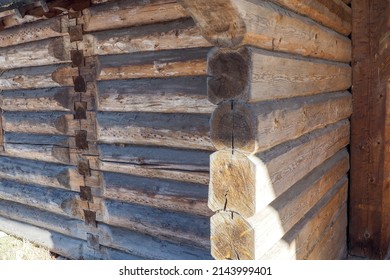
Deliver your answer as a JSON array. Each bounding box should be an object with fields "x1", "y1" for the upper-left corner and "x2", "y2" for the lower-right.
[
  {"x1": 2, "y1": 111, "x2": 79, "y2": 136},
  {"x1": 0, "y1": 36, "x2": 71, "y2": 70},
  {"x1": 207, "y1": 47, "x2": 351, "y2": 104},
  {"x1": 0, "y1": 87, "x2": 77, "y2": 112},
  {"x1": 210, "y1": 176, "x2": 348, "y2": 260},
  {"x1": 98, "y1": 144, "x2": 210, "y2": 184},
  {"x1": 83, "y1": 19, "x2": 211, "y2": 56},
  {"x1": 179, "y1": 0, "x2": 351, "y2": 62},
  {"x1": 341, "y1": 0, "x2": 351, "y2": 4},
  {"x1": 0, "y1": 179, "x2": 83, "y2": 219},
  {"x1": 262, "y1": 179, "x2": 348, "y2": 260},
  {"x1": 305, "y1": 205, "x2": 347, "y2": 260},
  {"x1": 102, "y1": 171, "x2": 211, "y2": 216},
  {"x1": 209, "y1": 120, "x2": 350, "y2": 217},
  {"x1": 0, "y1": 16, "x2": 67, "y2": 47},
  {"x1": 212, "y1": 150, "x2": 348, "y2": 259},
  {"x1": 211, "y1": 92, "x2": 352, "y2": 153},
  {"x1": 0, "y1": 156, "x2": 83, "y2": 191},
  {"x1": 0, "y1": 64, "x2": 73, "y2": 90},
  {"x1": 97, "y1": 76, "x2": 215, "y2": 114},
  {"x1": 269, "y1": 0, "x2": 351, "y2": 36},
  {"x1": 83, "y1": 0, "x2": 189, "y2": 32},
  {"x1": 98, "y1": 223, "x2": 212, "y2": 260},
  {"x1": 96, "y1": 112, "x2": 213, "y2": 151},
  {"x1": 101, "y1": 199, "x2": 210, "y2": 249}
]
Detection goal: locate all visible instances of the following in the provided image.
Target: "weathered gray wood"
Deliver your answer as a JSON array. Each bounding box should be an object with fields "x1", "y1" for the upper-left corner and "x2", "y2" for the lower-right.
[
  {"x1": 96, "y1": 112, "x2": 213, "y2": 150},
  {"x1": 0, "y1": 156, "x2": 83, "y2": 191},
  {"x1": 207, "y1": 47, "x2": 351, "y2": 104},
  {"x1": 0, "y1": 36, "x2": 71, "y2": 70},
  {"x1": 262, "y1": 179, "x2": 348, "y2": 259},
  {"x1": 209, "y1": 120, "x2": 350, "y2": 217},
  {"x1": 179, "y1": 0, "x2": 351, "y2": 61},
  {"x1": 211, "y1": 91, "x2": 352, "y2": 153},
  {"x1": 211, "y1": 176, "x2": 347, "y2": 260},
  {"x1": 0, "y1": 16, "x2": 67, "y2": 47},
  {"x1": 83, "y1": 19, "x2": 211, "y2": 56},
  {"x1": 102, "y1": 171, "x2": 210, "y2": 216},
  {"x1": 0, "y1": 179, "x2": 83, "y2": 219},
  {"x1": 0, "y1": 87, "x2": 77, "y2": 112},
  {"x1": 83, "y1": 0, "x2": 189, "y2": 32},
  {"x1": 2, "y1": 111, "x2": 78, "y2": 136},
  {"x1": 97, "y1": 47, "x2": 209, "y2": 80},
  {"x1": 99, "y1": 223, "x2": 213, "y2": 260},
  {"x1": 97, "y1": 76, "x2": 215, "y2": 114},
  {"x1": 98, "y1": 144, "x2": 210, "y2": 185},
  {"x1": 269, "y1": 0, "x2": 352, "y2": 36},
  {"x1": 101, "y1": 199, "x2": 210, "y2": 249},
  {"x1": 0, "y1": 64, "x2": 72, "y2": 90}
]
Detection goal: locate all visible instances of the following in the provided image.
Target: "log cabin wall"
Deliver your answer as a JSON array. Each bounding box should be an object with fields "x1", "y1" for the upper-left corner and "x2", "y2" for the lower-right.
[
  {"x1": 0, "y1": 0, "x2": 215, "y2": 259},
  {"x1": 180, "y1": 0, "x2": 352, "y2": 259}
]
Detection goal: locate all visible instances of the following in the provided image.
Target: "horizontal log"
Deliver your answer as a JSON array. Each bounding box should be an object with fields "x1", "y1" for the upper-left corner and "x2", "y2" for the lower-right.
[
  {"x1": 97, "y1": 76, "x2": 215, "y2": 114},
  {"x1": 98, "y1": 144, "x2": 210, "y2": 184},
  {"x1": 211, "y1": 92, "x2": 352, "y2": 153},
  {"x1": 210, "y1": 150, "x2": 348, "y2": 259},
  {"x1": 269, "y1": 0, "x2": 351, "y2": 36},
  {"x1": 83, "y1": 0, "x2": 189, "y2": 32},
  {"x1": 180, "y1": 0, "x2": 351, "y2": 62},
  {"x1": 101, "y1": 199, "x2": 210, "y2": 249},
  {"x1": 0, "y1": 16, "x2": 67, "y2": 47},
  {"x1": 96, "y1": 112, "x2": 213, "y2": 151},
  {"x1": 2, "y1": 111, "x2": 79, "y2": 136},
  {"x1": 306, "y1": 205, "x2": 347, "y2": 259},
  {"x1": 102, "y1": 171, "x2": 210, "y2": 216},
  {"x1": 4, "y1": 132, "x2": 69, "y2": 146},
  {"x1": 0, "y1": 179, "x2": 83, "y2": 219},
  {"x1": 0, "y1": 64, "x2": 72, "y2": 91},
  {"x1": 0, "y1": 156, "x2": 83, "y2": 191},
  {"x1": 207, "y1": 47, "x2": 351, "y2": 104},
  {"x1": 209, "y1": 120, "x2": 350, "y2": 217},
  {"x1": 0, "y1": 87, "x2": 77, "y2": 112},
  {"x1": 83, "y1": 19, "x2": 211, "y2": 56},
  {"x1": 98, "y1": 223, "x2": 212, "y2": 260},
  {"x1": 0, "y1": 36, "x2": 71, "y2": 70},
  {"x1": 341, "y1": 0, "x2": 351, "y2": 4},
  {"x1": 262, "y1": 179, "x2": 348, "y2": 259},
  {"x1": 211, "y1": 176, "x2": 347, "y2": 260}
]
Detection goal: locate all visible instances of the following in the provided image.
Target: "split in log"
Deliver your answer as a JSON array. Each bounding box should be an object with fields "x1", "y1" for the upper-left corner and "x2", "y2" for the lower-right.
[
  {"x1": 83, "y1": 19, "x2": 211, "y2": 56},
  {"x1": 101, "y1": 198, "x2": 210, "y2": 249},
  {"x1": 96, "y1": 76, "x2": 215, "y2": 114},
  {"x1": 207, "y1": 47, "x2": 351, "y2": 104},
  {"x1": 210, "y1": 176, "x2": 347, "y2": 260},
  {"x1": 0, "y1": 36, "x2": 71, "y2": 70},
  {"x1": 83, "y1": 0, "x2": 189, "y2": 32},
  {"x1": 209, "y1": 120, "x2": 350, "y2": 217},
  {"x1": 210, "y1": 92, "x2": 352, "y2": 153},
  {"x1": 0, "y1": 156, "x2": 83, "y2": 191},
  {"x1": 269, "y1": 0, "x2": 351, "y2": 36},
  {"x1": 96, "y1": 112, "x2": 213, "y2": 151},
  {"x1": 179, "y1": 0, "x2": 351, "y2": 62},
  {"x1": 0, "y1": 16, "x2": 68, "y2": 47},
  {"x1": 98, "y1": 144, "x2": 210, "y2": 185},
  {"x1": 102, "y1": 171, "x2": 211, "y2": 216},
  {"x1": 262, "y1": 179, "x2": 348, "y2": 259}
]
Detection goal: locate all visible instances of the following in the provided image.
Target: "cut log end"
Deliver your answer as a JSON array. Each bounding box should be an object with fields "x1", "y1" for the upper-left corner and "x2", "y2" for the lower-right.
[
  {"x1": 210, "y1": 101, "x2": 256, "y2": 153},
  {"x1": 211, "y1": 212, "x2": 254, "y2": 260},
  {"x1": 177, "y1": 0, "x2": 246, "y2": 48},
  {"x1": 48, "y1": 36, "x2": 71, "y2": 61},
  {"x1": 209, "y1": 150, "x2": 257, "y2": 217},
  {"x1": 207, "y1": 47, "x2": 251, "y2": 104}
]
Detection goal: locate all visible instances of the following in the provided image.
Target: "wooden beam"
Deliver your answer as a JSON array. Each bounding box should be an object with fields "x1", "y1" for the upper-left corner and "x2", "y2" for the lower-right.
[{"x1": 349, "y1": 0, "x2": 390, "y2": 259}]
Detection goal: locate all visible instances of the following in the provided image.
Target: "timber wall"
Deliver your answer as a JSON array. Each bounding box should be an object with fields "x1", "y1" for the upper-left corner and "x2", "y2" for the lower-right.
[
  {"x1": 0, "y1": 0, "x2": 214, "y2": 259},
  {"x1": 201, "y1": 0, "x2": 353, "y2": 260}
]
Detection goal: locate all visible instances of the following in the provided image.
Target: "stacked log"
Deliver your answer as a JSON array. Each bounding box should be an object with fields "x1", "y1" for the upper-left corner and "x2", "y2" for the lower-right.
[{"x1": 179, "y1": 0, "x2": 353, "y2": 259}]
